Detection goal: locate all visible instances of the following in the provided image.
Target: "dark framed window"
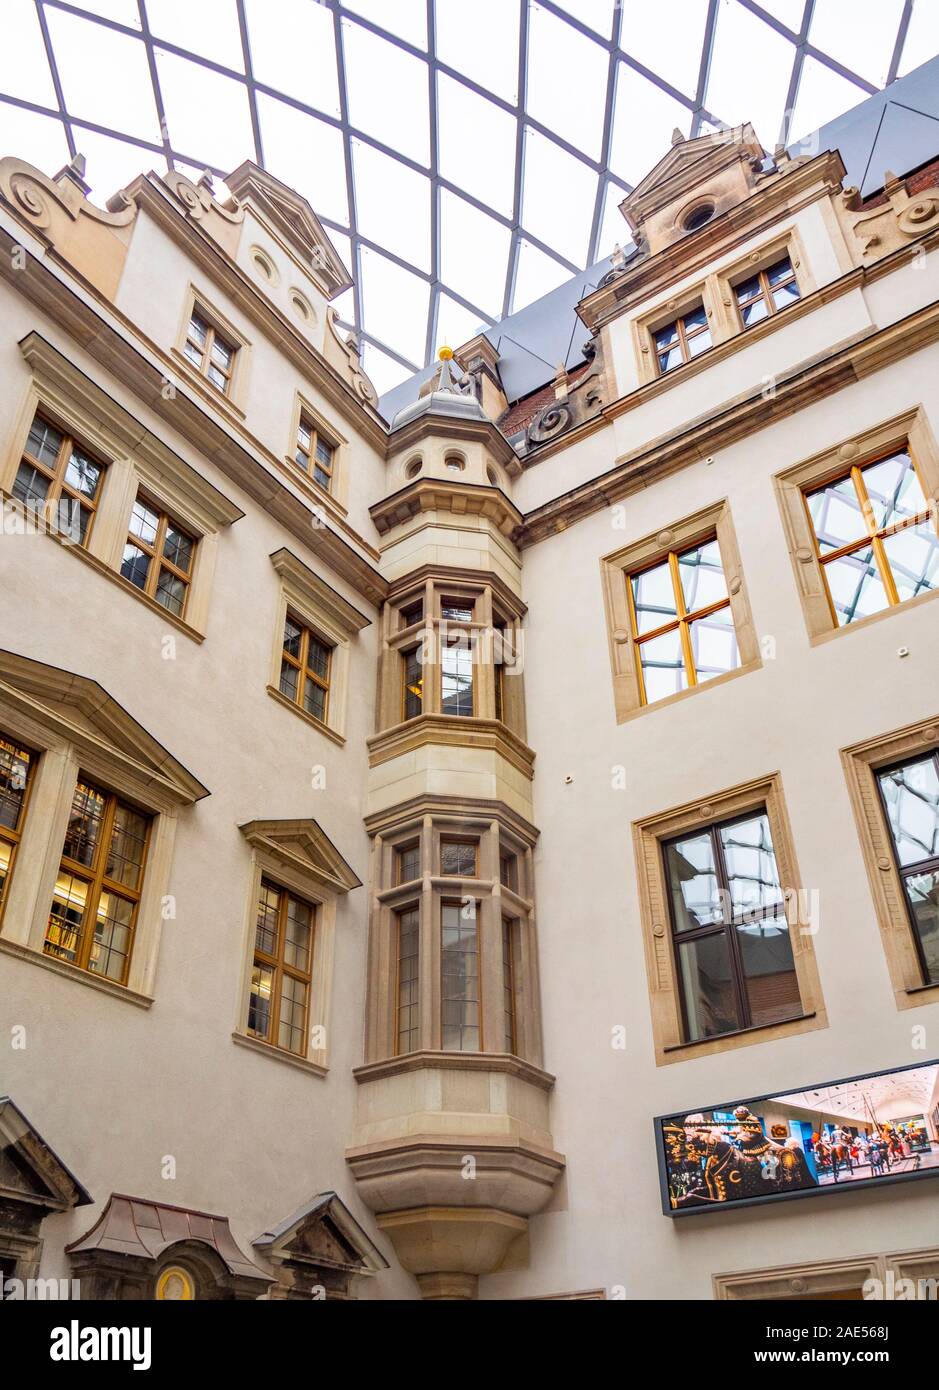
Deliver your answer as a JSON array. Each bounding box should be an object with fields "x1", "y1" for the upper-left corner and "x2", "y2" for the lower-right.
[
  {"x1": 662, "y1": 809, "x2": 801, "y2": 1043},
  {"x1": 120, "y1": 493, "x2": 196, "y2": 618},
  {"x1": 653, "y1": 304, "x2": 711, "y2": 374},
  {"x1": 502, "y1": 916, "x2": 518, "y2": 1054},
  {"x1": 804, "y1": 448, "x2": 939, "y2": 628},
  {"x1": 440, "y1": 838, "x2": 477, "y2": 877},
  {"x1": 441, "y1": 899, "x2": 479, "y2": 1052},
  {"x1": 627, "y1": 536, "x2": 739, "y2": 704},
  {"x1": 402, "y1": 647, "x2": 423, "y2": 720},
  {"x1": 396, "y1": 841, "x2": 421, "y2": 884},
  {"x1": 14, "y1": 414, "x2": 106, "y2": 547},
  {"x1": 0, "y1": 734, "x2": 35, "y2": 920},
  {"x1": 279, "y1": 613, "x2": 332, "y2": 723},
  {"x1": 399, "y1": 598, "x2": 423, "y2": 629},
  {"x1": 183, "y1": 309, "x2": 236, "y2": 394},
  {"x1": 877, "y1": 753, "x2": 939, "y2": 985},
  {"x1": 499, "y1": 850, "x2": 518, "y2": 894},
  {"x1": 734, "y1": 255, "x2": 800, "y2": 327},
  {"x1": 295, "y1": 413, "x2": 336, "y2": 492},
  {"x1": 395, "y1": 905, "x2": 420, "y2": 1055},
  {"x1": 248, "y1": 880, "x2": 315, "y2": 1056},
  {"x1": 441, "y1": 639, "x2": 473, "y2": 717},
  {"x1": 44, "y1": 780, "x2": 151, "y2": 984}
]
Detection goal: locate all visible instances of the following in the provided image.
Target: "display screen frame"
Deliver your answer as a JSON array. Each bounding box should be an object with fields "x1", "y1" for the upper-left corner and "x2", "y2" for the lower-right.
[{"x1": 654, "y1": 1055, "x2": 939, "y2": 1218}]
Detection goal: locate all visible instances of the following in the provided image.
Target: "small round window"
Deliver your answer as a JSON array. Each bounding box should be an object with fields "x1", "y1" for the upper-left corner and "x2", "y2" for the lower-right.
[
  {"x1": 444, "y1": 454, "x2": 465, "y2": 473},
  {"x1": 405, "y1": 457, "x2": 422, "y2": 479},
  {"x1": 251, "y1": 247, "x2": 278, "y2": 284},
  {"x1": 290, "y1": 290, "x2": 314, "y2": 323},
  {"x1": 683, "y1": 202, "x2": 715, "y2": 232}
]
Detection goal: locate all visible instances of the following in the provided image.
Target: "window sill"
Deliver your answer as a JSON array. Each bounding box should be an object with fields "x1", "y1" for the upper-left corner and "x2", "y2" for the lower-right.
[
  {"x1": 808, "y1": 582, "x2": 939, "y2": 646},
  {"x1": 353, "y1": 1049, "x2": 556, "y2": 1092},
  {"x1": 266, "y1": 685, "x2": 346, "y2": 746},
  {"x1": 905, "y1": 981, "x2": 939, "y2": 997},
  {"x1": 617, "y1": 659, "x2": 760, "y2": 724},
  {"x1": 661, "y1": 1011, "x2": 818, "y2": 1062},
  {"x1": 1, "y1": 493, "x2": 205, "y2": 643},
  {"x1": 0, "y1": 937, "x2": 153, "y2": 1007},
  {"x1": 232, "y1": 1030, "x2": 327, "y2": 1076}
]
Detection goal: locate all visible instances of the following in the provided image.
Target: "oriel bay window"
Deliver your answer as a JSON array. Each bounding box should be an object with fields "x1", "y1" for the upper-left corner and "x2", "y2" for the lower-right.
[
  {"x1": 43, "y1": 780, "x2": 151, "y2": 984},
  {"x1": 628, "y1": 536, "x2": 739, "y2": 704},
  {"x1": 248, "y1": 881, "x2": 315, "y2": 1057},
  {"x1": 120, "y1": 494, "x2": 195, "y2": 618},
  {"x1": 368, "y1": 814, "x2": 543, "y2": 1065},
  {"x1": 804, "y1": 448, "x2": 939, "y2": 627},
  {"x1": 279, "y1": 613, "x2": 332, "y2": 724},
  {"x1": 0, "y1": 734, "x2": 34, "y2": 919},
  {"x1": 13, "y1": 414, "x2": 106, "y2": 546},
  {"x1": 663, "y1": 810, "x2": 802, "y2": 1043},
  {"x1": 877, "y1": 754, "x2": 939, "y2": 986}
]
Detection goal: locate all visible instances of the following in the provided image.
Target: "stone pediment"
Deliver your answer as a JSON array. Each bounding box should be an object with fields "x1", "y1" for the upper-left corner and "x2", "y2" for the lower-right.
[
  {"x1": 238, "y1": 820, "x2": 362, "y2": 894},
  {"x1": 0, "y1": 1097, "x2": 91, "y2": 1213},
  {"x1": 254, "y1": 1192, "x2": 388, "y2": 1276},
  {"x1": 225, "y1": 161, "x2": 352, "y2": 297},
  {"x1": 0, "y1": 650, "x2": 209, "y2": 806}
]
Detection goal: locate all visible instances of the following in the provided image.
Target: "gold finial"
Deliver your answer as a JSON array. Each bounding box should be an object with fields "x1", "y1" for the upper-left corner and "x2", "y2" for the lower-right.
[{"x1": 438, "y1": 345, "x2": 454, "y2": 360}]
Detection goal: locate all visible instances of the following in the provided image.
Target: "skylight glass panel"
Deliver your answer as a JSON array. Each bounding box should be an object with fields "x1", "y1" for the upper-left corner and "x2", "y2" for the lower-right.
[
  {"x1": 44, "y1": 8, "x2": 161, "y2": 143},
  {"x1": 144, "y1": 0, "x2": 245, "y2": 72},
  {"x1": 342, "y1": 20, "x2": 429, "y2": 165},
  {"x1": 789, "y1": 55, "x2": 869, "y2": 149},
  {"x1": 809, "y1": 0, "x2": 905, "y2": 88},
  {"x1": 706, "y1": 0, "x2": 794, "y2": 150},
  {"x1": 522, "y1": 128, "x2": 596, "y2": 266},
  {"x1": 155, "y1": 49, "x2": 255, "y2": 172},
  {"x1": 325, "y1": 227, "x2": 353, "y2": 276},
  {"x1": 752, "y1": 0, "x2": 806, "y2": 35},
  {"x1": 353, "y1": 139, "x2": 431, "y2": 270},
  {"x1": 619, "y1": 0, "x2": 708, "y2": 97},
  {"x1": 362, "y1": 340, "x2": 411, "y2": 396},
  {"x1": 513, "y1": 238, "x2": 572, "y2": 314},
  {"x1": 596, "y1": 179, "x2": 630, "y2": 257},
  {"x1": 434, "y1": 0, "x2": 520, "y2": 104},
  {"x1": 437, "y1": 73, "x2": 516, "y2": 217},
  {"x1": 341, "y1": 0, "x2": 427, "y2": 50},
  {"x1": 255, "y1": 93, "x2": 348, "y2": 226},
  {"x1": 436, "y1": 293, "x2": 488, "y2": 352},
  {"x1": 554, "y1": 0, "x2": 616, "y2": 41},
  {"x1": 332, "y1": 284, "x2": 355, "y2": 324},
  {"x1": 526, "y1": 2, "x2": 609, "y2": 161},
  {"x1": 0, "y1": 0, "x2": 57, "y2": 108},
  {"x1": 610, "y1": 64, "x2": 691, "y2": 186},
  {"x1": 0, "y1": 104, "x2": 67, "y2": 175},
  {"x1": 244, "y1": 0, "x2": 340, "y2": 117},
  {"x1": 77, "y1": 131, "x2": 155, "y2": 201},
  {"x1": 898, "y1": 0, "x2": 939, "y2": 76},
  {"x1": 439, "y1": 189, "x2": 510, "y2": 317},
  {"x1": 360, "y1": 247, "x2": 429, "y2": 366},
  {"x1": 73, "y1": 0, "x2": 142, "y2": 26}
]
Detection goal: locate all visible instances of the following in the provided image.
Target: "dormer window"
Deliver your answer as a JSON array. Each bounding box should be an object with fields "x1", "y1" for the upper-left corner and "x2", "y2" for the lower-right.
[
  {"x1": 184, "y1": 309, "x2": 236, "y2": 395},
  {"x1": 734, "y1": 256, "x2": 800, "y2": 327},
  {"x1": 653, "y1": 304, "x2": 711, "y2": 375}
]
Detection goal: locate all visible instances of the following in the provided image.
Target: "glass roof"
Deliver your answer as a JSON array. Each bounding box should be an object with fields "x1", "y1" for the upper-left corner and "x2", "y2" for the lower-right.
[{"x1": 0, "y1": 0, "x2": 936, "y2": 395}]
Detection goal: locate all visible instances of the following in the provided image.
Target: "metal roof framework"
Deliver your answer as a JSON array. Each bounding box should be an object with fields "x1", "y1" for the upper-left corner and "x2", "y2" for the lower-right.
[{"x1": 0, "y1": 0, "x2": 932, "y2": 392}]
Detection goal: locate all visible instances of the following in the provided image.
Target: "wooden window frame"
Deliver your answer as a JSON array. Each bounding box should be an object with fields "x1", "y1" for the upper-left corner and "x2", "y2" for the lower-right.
[
  {"x1": 295, "y1": 412, "x2": 336, "y2": 493},
  {"x1": 13, "y1": 413, "x2": 107, "y2": 548},
  {"x1": 183, "y1": 307, "x2": 236, "y2": 395},
  {"x1": 652, "y1": 303, "x2": 712, "y2": 375},
  {"x1": 395, "y1": 841, "x2": 421, "y2": 885},
  {"x1": 402, "y1": 644, "x2": 424, "y2": 723},
  {"x1": 601, "y1": 499, "x2": 759, "y2": 722},
  {"x1": 440, "y1": 837, "x2": 478, "y2": 878},
  {"x1": 0, "y1": 734, "x2": 36, "y2": 925},
  {"x1": 279, "y1": 610, "x2": 333, "y2": 726},
  {"x1": 731, "y1": 254, "x2": 800, "y2": 328},
  {"x1": 173, "y1": 287, "x2": 250, "y2": 413},
  {"x1": 395, "y1": 902, "x2": 421, "y2": 1056},
  {"x1": 842, "y1": 714, "x2": 939, "y2": 1011},
  {"x1": 775, "y1": 406, "x2": 939, "y2": 643},
  {"x1": 633, "y1": 772, "x2": 827, "y2": 1065},
  {"x1": 285, "y1": 393, "x2": 348, "y2": 511},
  {"x1": 440, "y1": 897, "x2": 482, "y2": 1054},
  {"x1": 247, "y1": 879, "x2": 316, "y2": 1059},
  {"x1": 42, "y1": 778, "x2": 151, "y2": 986},
  {"x1": 121, "y1": 492, "x2": 196, "y2": 620}
]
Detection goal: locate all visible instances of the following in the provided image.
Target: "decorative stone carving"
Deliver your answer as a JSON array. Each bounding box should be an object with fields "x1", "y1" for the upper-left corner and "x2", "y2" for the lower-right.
[
  {"x1": 325, "y1": 308, "x2": 379, "y2": 406},
  {"x1": 527, "y1": 399, "x2": 574, "y2": 445},
  {"x1": 841, "y1": 168, "x2": 939, "y2": 263}
]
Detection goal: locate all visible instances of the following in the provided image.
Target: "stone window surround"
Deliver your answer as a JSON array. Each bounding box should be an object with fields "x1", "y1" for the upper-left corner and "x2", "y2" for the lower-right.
[
  {"x1": 3, "y1": 334, "x2": 244, "y2": 641},
  {"x1": 632, "y1": 771, "x2": 828, "y2": 1066},
  {"x1": 600, "y1": 498, "x2": 760, "y2": 723},
  {"x1": 377, "y1": 570, "x2": 527, "y2": 738},
  {"x1": 0, "y1": 674, "x2": 205, "y2": 1007},
  {"x1": 266, "y1": 547, "x2": 371, "y2": 747},
  {"x1": 774, "y1": 404, "x2": 939, "y2": 644},
  {"x1": 363, "y1": 804, "x2": 543, "y2": 1066},
  {"x1": 172, "y1": 283, "x2": 252, "y2": 418},
  {"x1": 631, "y1": 226, "x2": 813, "y2": 386},
  {"x1": 285, "y1": 389, "x2": 350, "y2": 516},
  {"x1": 713, "y1": 1247, "x2": 939, "y2": 1300},
  {"x1": 841, "y1": 713, "x2": 939, "y2": 1012}
]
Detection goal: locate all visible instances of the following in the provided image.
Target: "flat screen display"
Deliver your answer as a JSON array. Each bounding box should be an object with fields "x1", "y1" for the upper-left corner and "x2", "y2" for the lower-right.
[{"x1": 655, "y1": 1058, "x2": 939, "y2": 1216}]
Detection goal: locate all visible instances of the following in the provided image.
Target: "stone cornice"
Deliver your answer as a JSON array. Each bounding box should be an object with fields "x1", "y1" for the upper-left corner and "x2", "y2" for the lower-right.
[
  {"x1": 367, "y1": 714, "x2": 536, "y2": 780},
  {"x1": 351, "y1": 1050, "x2": 556, "y2": 1092},
  {"x1": 387, "y1": 408, "x2": 518, "y2": 468},
  {"x1": 385, "y1": 563, "x2": 527, "y2": 618},
  {"x1": 370, "y1": 477, "x2": 523, "y2": 539},
  {"x1": 363, "y1": 792, "x2": 539, "y2": 845},
  {"x1": 517, "y1": 294, "x2": 939, "y2": 547},
  {"x1": 0, "y1": 221, "x2": 388, "y2": 606}
]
